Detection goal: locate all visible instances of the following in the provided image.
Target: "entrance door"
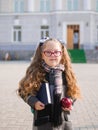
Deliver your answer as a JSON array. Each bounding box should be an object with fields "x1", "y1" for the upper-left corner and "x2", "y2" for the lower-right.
[{"x1": 67, "y1": 25, "x2": 80, "y2": 49}]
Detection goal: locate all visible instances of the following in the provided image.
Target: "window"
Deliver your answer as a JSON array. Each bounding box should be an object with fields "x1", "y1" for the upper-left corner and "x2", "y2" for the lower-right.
[
  {"x1": 96, "y1": 25, "x2": 98, "y2": 42},
  {"x1": 96, "y1": 0, "x2": 98, "y2": 11},
  {"x1": 13, "y1": 26, "x2": 22, "y2": 42},
  {"x1": 67, "y1": 0, "x2": 78, "y2": 11},
  {"x1": 41, "y1": 26, "x2": 49, "y2": 38},
  {"x1": 73, "y1": 0, "x2": 78, "y2": 10},
  {"x1": 67, "y1": 0, "x2": 72, "y2": 10},
  {"x1": 14, "y1": 0, "x2": 24, "y2": 13},
  {"x1": 40, "y1": 0, "x2": 50, "y2": 12}
]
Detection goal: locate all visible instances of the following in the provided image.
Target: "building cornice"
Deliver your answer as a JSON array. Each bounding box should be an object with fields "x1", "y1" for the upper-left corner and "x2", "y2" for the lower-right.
[{"x1": 0, "y1": 11, "x2": 98, "y2": 16}]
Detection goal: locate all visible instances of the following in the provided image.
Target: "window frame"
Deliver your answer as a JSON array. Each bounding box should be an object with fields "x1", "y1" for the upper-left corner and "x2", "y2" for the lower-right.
[
  {"x1": 13, "y1": 26, "x2": 22, "y2": 42},
  {"x1": 96, "y1": 0, "x2": 98, "y2": 11},
  {"x1": 14, "y1": 0, "x2": 24, "y2": 13},
  {"x1": 40, "y1": 0, "x2": 50, "y2": 12},
  {"x1": 40, "y1": 25, "x2": 49, "y2": 39},
  {"x1": 67, "y1": 0, "x2": 78, "y2": 11}
]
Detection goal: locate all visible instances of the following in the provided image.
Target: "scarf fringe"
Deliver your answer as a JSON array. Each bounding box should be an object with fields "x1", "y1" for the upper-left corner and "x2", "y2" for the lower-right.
[{"x1": 53, "y1": 94, "x2": 62, "y2": 127}]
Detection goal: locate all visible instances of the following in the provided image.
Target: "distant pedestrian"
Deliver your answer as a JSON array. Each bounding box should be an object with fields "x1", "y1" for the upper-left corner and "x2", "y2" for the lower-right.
[
  {"x1": 73, "y1": 31, "x2": 79, "y2": 49},
  {"x1": 5, "y1": 52, "x2": 11, "y2": 61},
  {"x1": 18, "y1": 38, "x2": 81, "y2": 130}
]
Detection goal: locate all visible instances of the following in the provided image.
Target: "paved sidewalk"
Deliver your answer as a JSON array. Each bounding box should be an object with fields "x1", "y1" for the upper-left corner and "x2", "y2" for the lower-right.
[{"x1": 0, "y1": 61, "x2": 98, "y2": 130}]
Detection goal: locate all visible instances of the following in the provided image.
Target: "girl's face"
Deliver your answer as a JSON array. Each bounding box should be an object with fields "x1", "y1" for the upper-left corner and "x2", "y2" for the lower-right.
[{"x1": 42, "y1": 40, "x2": 62, "y2": 67}]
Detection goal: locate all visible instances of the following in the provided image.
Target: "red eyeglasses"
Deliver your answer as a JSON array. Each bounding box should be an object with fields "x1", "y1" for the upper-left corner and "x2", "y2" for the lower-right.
[{"x1": 43, "y1": 50, "x2": 62, "y2": 57}]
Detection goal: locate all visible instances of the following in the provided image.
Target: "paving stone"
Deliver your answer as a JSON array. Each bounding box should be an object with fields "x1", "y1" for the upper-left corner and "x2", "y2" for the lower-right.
[{"x1": 0, "y1": 61, "x2": 98, "y2": 130}]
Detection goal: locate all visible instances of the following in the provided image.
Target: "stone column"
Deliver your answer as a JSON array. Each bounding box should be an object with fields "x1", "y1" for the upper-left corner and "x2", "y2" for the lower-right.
[
  {"x1": 55, "y1": 0, "x2": 62, "y2": 10},
  {"x1": 27, "y1": 0, "x2": 34, "y2": 12},
  {"x1": 84, "y1": 0, "x2": 91, "y2": 10}
]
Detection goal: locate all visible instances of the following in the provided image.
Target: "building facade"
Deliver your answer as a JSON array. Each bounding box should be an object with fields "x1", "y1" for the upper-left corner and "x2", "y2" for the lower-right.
[{"x1": 0, "y1": 0, "x2": 98, "y2": 49}]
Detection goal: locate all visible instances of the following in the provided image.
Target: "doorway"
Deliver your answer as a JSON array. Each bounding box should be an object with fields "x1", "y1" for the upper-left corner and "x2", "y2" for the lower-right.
[{"x1": 67, "y1": 25, "x2": 80, "y2": 49}]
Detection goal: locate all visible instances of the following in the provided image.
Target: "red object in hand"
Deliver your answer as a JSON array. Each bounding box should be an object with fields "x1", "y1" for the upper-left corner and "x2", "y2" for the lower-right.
[{"x1": 61, "y1": 97, "x2": 72, "y2": 108}]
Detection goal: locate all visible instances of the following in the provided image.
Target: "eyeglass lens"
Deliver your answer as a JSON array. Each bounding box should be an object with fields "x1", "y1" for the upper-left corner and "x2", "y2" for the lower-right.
[{"x1": 43, "y1": 51, "x2": 62, "y2": 57}]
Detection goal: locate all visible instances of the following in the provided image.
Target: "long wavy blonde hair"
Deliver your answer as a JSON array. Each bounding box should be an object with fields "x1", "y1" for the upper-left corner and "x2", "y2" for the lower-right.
[{"x1": 18, "y1": 38, "x2": 81, "y2": 100}]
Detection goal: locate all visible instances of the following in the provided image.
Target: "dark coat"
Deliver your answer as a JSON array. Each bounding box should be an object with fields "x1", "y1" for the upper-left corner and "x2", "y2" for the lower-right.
[{"x1": 24, "y1": 72, "x2": 73, "y2": 130}]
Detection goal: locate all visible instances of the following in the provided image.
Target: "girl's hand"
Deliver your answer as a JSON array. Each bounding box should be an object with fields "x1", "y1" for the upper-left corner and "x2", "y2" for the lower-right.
[
  {"x1": 62, "y1": 105, "x2": 73, "y2": 111},
  {"x1": 34, "y1": 101, "x2": 45, "y2": 110}
]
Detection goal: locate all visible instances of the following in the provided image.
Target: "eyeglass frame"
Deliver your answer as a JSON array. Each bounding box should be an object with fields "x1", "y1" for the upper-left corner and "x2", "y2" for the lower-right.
[{"x1": 43, "y1": 50, "x2": 62, "y2": 57}]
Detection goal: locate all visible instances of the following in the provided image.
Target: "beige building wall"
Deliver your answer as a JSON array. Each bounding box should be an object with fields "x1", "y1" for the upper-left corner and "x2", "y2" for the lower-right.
[
  {"x1": 91, "y1": 0, "x2": 97, "y2": 10},
  {"x1": 35, "y1": 0, "x2": 40, "y2": 12},
  {"x1": 0, "y1": 0, "x2": 13, "y2": 13},
  {"x1": 91, "y1": 0, "x2": 96, "y2": 11},
  {"x1": 79, "y1": 0, "x2": 84, "y2": 10}
]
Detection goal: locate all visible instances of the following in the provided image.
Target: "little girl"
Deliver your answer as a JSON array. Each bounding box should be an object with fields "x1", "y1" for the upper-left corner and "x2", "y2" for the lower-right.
[{"x1": 18, "y1": 38, "x2": 81, "y2": 130}]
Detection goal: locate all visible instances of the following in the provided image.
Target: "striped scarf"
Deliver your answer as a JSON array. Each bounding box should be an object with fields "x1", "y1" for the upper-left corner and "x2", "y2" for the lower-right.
[{"x1": 42, "y1": 60, "x2": 64, "y2": 127}]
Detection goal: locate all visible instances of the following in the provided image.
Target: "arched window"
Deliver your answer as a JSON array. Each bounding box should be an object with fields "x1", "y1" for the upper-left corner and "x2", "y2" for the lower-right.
[
  {"x1": 40, "y1": 0, "x2": 50, "y2": 12},
  {"x1": 14, "y1": 0, "x2": 24, "y2": 13}
]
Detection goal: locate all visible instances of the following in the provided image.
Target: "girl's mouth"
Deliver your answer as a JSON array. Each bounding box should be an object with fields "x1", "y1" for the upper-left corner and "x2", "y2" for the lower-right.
[{"x1": 50, "y1": 59, "x2": 57, "y2": 61}]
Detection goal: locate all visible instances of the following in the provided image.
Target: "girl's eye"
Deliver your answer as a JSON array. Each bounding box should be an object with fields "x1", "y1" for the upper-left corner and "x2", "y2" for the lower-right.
[
  {"x1": 46, "y1": 51, "x2": 51, "y2": 54},
  {"x1": 55, "y1": 51, "x2": 59, "y2": 54}
]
